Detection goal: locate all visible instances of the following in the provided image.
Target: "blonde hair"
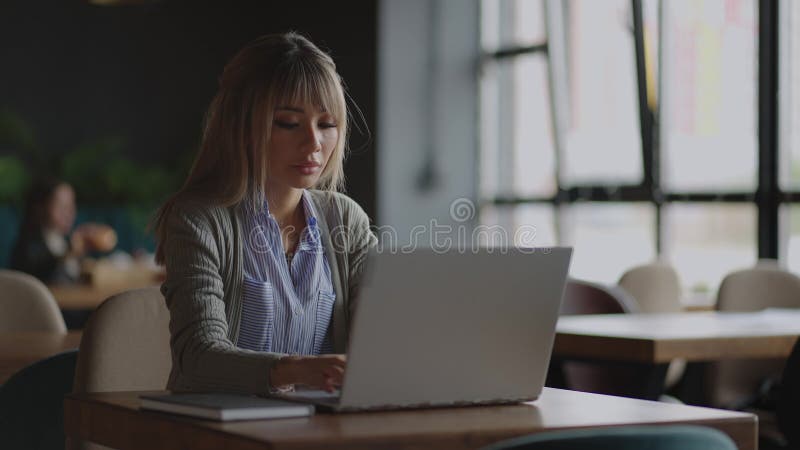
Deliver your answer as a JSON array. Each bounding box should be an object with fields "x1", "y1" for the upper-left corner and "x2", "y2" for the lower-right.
[{"x1": 153, "y1": 32, "x2": 349, "y2": 263}]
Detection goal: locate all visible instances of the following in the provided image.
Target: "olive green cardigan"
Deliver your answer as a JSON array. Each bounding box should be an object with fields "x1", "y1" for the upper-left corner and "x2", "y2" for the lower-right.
[{"x1": 160, "y1": 190, "x2": 377, "y2": 394}]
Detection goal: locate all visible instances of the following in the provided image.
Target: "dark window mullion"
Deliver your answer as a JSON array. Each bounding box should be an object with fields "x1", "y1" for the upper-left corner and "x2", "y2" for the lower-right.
[
  {"x1": 632, "y1": 0, "x2": 654, "y2": 191},
  {"x1": 758, "y1": 0, "x2": 780, "y2": 259},
  {"x1": 631, "y1": 0, "x2": 661, "y2": 254},
  {"x1": 544, "y1": 0, "x2": 570, "y2": 241}
]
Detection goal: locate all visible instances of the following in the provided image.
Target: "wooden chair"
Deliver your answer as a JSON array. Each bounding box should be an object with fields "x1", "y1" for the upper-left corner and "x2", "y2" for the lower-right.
[{"x1": 0, "y1": 269, "x2": 66, "y2": 332}]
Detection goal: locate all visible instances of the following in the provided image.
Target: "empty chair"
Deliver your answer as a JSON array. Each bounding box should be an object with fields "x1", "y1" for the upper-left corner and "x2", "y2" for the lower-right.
[
  {"x1": 73, "y1": 287, "x2": 171, "y2": 393},
  {"x1": 618, "y1": 261, "x2": 682, "y2": 313},
  {"x1": 0, "y1": 269, "x2": 66, "y2": 332},
  {"x1": 618, "y1": 262, "x2": 686, "y2": 389},
  {"x1": 716, "y1": 262, "x2": 800, "y2": 311},
  {"x1": 0, "y1": 350, "x2": 78, "y2": 450},
  {"x1": 70, "y1": 287, "x2": 170, "y2": 450},
  {"x1": 560, "y1": 278, "x2": 639, "y2": 315},
  {"x1": 709, "y1": 263, "x2": 800, "y2": 408},
  {"x1": 480, "y1": 425, "x2": 737, "y2": 450},
  {"x1": 552, "y1": 279, "x2": 665, "y2": 399}
]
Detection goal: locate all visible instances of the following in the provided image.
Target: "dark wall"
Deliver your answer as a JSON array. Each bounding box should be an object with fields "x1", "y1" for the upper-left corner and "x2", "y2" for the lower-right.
[{"x1": 0, "y1": 0, "x2": 377, "y2": 218}]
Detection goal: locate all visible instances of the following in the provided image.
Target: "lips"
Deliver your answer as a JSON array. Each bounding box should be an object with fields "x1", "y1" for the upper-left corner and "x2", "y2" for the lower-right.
[
  {"x1": 293, "y1": 161, "x2": 321, "y2": 168},
  {"x1": 293, "y1": 161, "x2": 322, "y2": 175}
]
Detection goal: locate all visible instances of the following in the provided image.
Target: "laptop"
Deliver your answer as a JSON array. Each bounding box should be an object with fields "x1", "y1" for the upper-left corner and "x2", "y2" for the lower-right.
[{"x1": 277, "y1": 247, "x2": 572, "y2": 412}]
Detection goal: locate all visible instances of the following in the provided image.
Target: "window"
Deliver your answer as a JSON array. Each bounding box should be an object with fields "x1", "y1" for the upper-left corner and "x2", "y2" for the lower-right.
[
  {"x1": 663, "y1": 203, "x2": 757, "y2": 293},
  {"x1": 563, "y1": 203, "x2": 656, "y2": 284},
  {"x1": 660, "y1": 0, "x2": 758, "y2": 192},
  {"x1": 563, "y1": 0, "x2": 643, "y2": 185},
  {"x1": 480, "y1": 0, "x2": 776, "y2": 297}
]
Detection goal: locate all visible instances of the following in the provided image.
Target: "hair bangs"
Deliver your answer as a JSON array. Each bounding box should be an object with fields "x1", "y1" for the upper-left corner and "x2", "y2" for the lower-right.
[{"x1": 274, "y1": 58, "x2": 345, "y2": 121}]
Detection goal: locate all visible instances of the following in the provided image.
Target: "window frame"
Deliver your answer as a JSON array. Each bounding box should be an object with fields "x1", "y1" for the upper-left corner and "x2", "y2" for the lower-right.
[{"x1": 479, "y1": 0, "x2": 782, "y2": 262}]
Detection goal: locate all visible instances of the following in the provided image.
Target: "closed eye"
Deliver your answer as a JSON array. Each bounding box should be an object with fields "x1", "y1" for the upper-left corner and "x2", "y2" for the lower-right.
[
  {"x1": 319, "y1": 122, "x2": 337, "y2": 129},
  {"x1": 274, "y1": 120, "x2": 299, "y2": 129}
]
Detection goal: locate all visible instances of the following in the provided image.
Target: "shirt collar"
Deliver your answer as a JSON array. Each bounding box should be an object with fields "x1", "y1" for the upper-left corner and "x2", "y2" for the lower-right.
[
  {"x1": 245, "y1": 190, "x2": 320, "y2": 246},
  {"x1": 245, "y1": 189, "x2": 317, "y2": 227}
]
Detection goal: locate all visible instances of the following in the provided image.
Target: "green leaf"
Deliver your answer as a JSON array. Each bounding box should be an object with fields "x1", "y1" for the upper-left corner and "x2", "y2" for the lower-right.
[{"x1": 0, "y1": 156, "x2": 30, "y2": 203}]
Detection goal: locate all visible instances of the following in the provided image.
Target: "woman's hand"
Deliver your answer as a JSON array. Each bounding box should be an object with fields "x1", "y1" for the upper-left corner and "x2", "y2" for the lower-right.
[{"x1": 270, "y1": 354, "x2": 346, "y2": 392}]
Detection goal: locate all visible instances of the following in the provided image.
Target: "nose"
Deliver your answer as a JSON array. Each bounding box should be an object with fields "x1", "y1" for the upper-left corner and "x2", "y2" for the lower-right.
[{"x1": 301, "y1": 124, "x2": 322, "y2": 154}]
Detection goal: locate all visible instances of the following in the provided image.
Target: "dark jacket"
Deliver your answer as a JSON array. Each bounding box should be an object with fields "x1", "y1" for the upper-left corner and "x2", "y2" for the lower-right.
[{"x1": 10, "y1": 231, "x2": 76, "y2": 284}]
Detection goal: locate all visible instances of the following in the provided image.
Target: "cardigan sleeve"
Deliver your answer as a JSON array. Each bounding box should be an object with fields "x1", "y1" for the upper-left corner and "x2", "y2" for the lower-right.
[
  {"x1": 333, "y1": 195, "x2": 378, "y2": 321},
  {"x1": 160, "y1": 202, "x2": 283, "y2": 394}
]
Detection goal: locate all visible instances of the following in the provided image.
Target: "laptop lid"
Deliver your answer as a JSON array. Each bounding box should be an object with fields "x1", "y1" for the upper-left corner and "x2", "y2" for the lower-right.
[{"x1": 337, "y1": 247, "x2": 572, "y2": 410}]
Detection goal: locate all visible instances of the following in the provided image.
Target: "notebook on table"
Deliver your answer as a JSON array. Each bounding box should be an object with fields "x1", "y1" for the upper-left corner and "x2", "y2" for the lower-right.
[
  {"x1": 139, "y1": 393, "x2": 314, "y2": 421},
  {"x1": 275, "y1": 247, "x2": 573, "y2": 413}
]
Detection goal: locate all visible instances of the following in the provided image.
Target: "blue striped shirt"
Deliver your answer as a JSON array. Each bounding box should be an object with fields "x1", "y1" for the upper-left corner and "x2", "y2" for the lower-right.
[{"x1": 237, "y1": 191, "x2": 336, "y2": 355}]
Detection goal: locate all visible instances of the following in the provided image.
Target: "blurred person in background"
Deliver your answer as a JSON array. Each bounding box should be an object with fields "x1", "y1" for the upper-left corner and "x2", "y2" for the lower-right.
[{"x1": 10, "y1": 178, "x2": 117, "y2": 284}]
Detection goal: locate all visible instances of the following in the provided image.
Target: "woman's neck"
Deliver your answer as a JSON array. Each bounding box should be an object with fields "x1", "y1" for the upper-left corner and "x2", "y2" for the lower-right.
[{"x1": 266, "y1": 186, "x2": 304, "y2": 227}]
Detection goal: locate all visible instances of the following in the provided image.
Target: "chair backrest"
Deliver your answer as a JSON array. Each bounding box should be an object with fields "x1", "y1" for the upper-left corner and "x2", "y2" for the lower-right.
[
  {"x1": 480, "y1": 425, "x2": 737, "y2": 450},
  {"x1": 560, "y1": 278, "x2": 639, "y2": 315},
  {"x1": 0, "y1": 349, "x2": 78, "y2": 450},
  {"x1": 73, "y1": 287, "x2": 171, "y2": 393},
  {"x1": 708, "y1": 263, "x2": 800, "y2": 407},
  {"x1": 716, "y1": 263, "x2": 800, "y2": 311},
  {"x1": 553, "y1": 279, "x2": 653, "y2": 398},
  {"x1": 618, "y1": 262, "x2": 682, "y2": 313},
  {"x1": 0, "y1": 269, "x2": 66, "y2": 332}
]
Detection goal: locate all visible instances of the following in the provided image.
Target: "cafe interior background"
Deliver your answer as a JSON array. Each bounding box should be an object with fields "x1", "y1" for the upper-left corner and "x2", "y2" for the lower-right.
[
  {"x1": 0, "y1": 0, "x2": 800, "y2": 446},
  {"x1": 1, "y1": 0, "x2": 799, "y2": 439},
  {"x1": 4, "y1": 0, "x2": 797, "y2": 303}
]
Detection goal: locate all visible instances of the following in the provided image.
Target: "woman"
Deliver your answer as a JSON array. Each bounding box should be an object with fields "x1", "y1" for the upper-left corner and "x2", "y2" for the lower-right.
[
  {"x1": 11, "y1": 179, "x2": 116, "y2": 284},
  {"x1": 153, "y1": 32, "x2": 376, "y2": 395}
]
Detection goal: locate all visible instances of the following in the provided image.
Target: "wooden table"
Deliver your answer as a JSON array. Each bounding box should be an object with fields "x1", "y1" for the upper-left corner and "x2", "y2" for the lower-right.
[
  {"x1": 0, "y1": 331, "x2": 82, "y2": 383},
  {"x1": 554, "y1": 310, "x2": 800, "y2": 364},
  {"x1": 64, "y1": 388, "x2": 757, "y2": 450},
  {"x1": 49, "y1": 260, "x2": 164, "y2": 311},
  {"x1": 49, "y1": 282, "x2": 160, "y2": 311}
]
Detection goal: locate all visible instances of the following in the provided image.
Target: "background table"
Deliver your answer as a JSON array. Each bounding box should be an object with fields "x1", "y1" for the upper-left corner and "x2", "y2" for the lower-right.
[
  {"x1": 49, "y1": 283, "x2": 159, "y2": 311},
  {"x1": 49, "y1": 259, "x2": 164, "y2": 311},
  {"x1": 0, "y1": 331, "x2": 82, "y2": 383},
  {"x1": 554, "y1": 310, "x2": 800, "y2": 364},
  {"x1": 64, "y1": 388, "x2": 757, "y2": 450}
]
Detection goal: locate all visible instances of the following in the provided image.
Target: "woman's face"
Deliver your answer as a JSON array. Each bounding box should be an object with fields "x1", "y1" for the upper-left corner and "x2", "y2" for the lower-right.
[
  {"x1": 266, "y1": 103, "x2": 338, "y2": 192},
  {"x1": 48, "y1": 183, "x2": 76, "y2": 235}
]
